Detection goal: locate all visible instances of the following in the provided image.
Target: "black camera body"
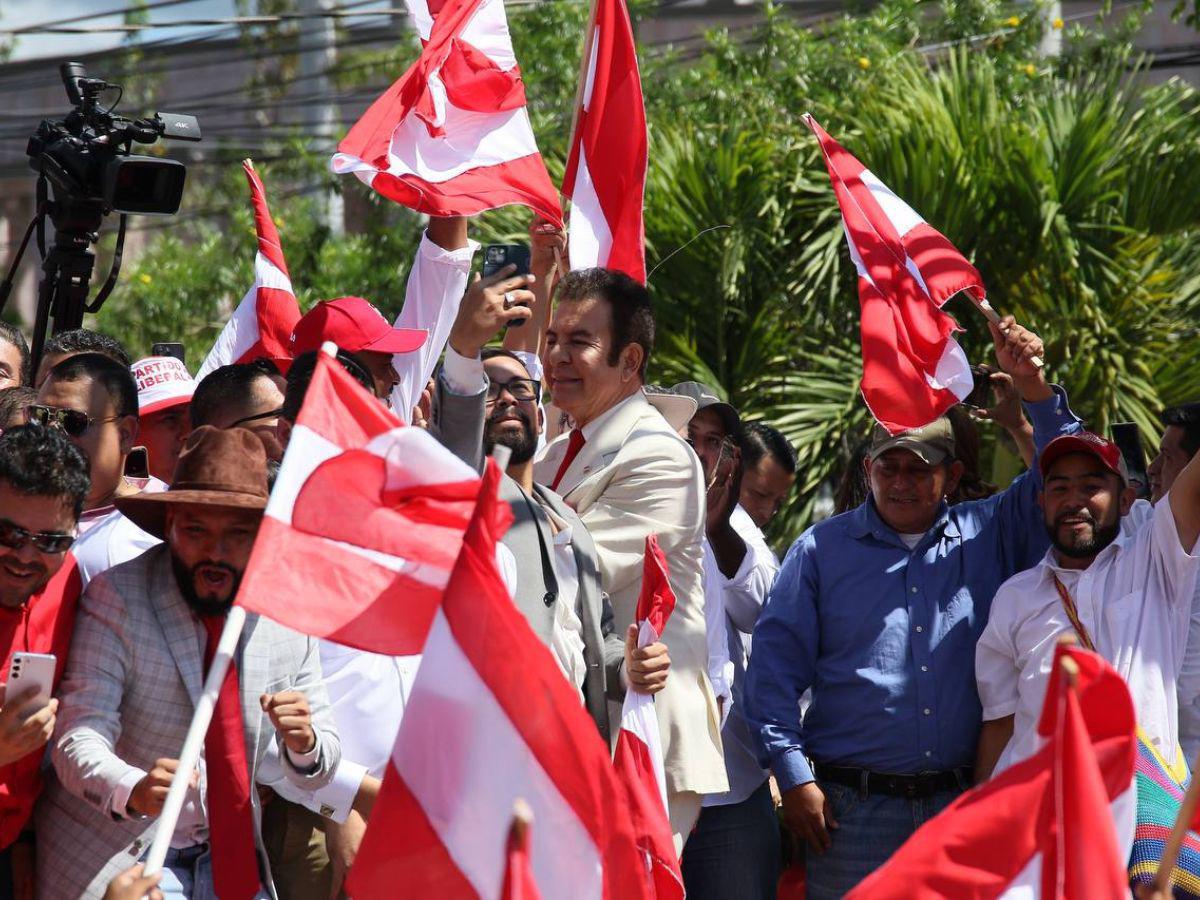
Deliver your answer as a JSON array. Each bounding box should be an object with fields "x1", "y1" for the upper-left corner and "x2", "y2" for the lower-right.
[
  {"x1": 0, "y1": 62, "x2": 204, "y2": 373},
  {"x1": 27, "y1": 63, "x2": 201, "y2": 216}
]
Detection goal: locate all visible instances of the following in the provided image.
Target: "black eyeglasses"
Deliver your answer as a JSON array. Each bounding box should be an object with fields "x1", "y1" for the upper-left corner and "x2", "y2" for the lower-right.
[
  {"x1": 0, "y1": 518, "x2": 75, "y2": 554},
  {"x1": 26, "y1": 404, "x2": 121, "y2": 438},
  {"x1": 231, "y1": 408, "x2": 284, "y2": 428},
  {"x1": 485, "y1": 377, "x2": 541, "y2": 404}
]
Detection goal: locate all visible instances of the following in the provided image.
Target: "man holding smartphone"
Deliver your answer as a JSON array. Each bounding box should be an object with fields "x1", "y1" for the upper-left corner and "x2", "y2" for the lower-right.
[{"x1": 0, "y1": 425, "x2": 90, "y2": 899}]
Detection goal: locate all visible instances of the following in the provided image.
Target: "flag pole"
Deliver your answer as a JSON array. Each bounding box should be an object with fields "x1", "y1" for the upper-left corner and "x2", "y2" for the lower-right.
[
  {"x1": 1151, "y1": 749, "x2": 1200, "y2": 893},
  {"x1": 960, "y1": 291, "x2": 1045, "y2": 369},
  {"x1": 143, "y1": 605, "x2": 248, "y2": 876}
]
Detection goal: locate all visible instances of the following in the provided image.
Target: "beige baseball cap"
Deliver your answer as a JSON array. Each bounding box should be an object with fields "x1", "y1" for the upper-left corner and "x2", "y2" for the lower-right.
[{"x1": 868, "y1": 417, "x2": 956, "y2": 466}]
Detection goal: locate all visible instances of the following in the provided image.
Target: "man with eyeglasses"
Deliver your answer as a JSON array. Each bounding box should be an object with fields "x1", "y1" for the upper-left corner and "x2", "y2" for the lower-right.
[
  {"x1": 35, "y1": 353, "x2": 162, "y2": 587},
  {"x1": 433, "y1": 268, "x2": 665, "y2": 742},
  {"x1": 0, "y1": 425, "x2": 90, "y2": 899},
  {"x1": 190, "y1": 363, "x2": 286, "y2": 463}
]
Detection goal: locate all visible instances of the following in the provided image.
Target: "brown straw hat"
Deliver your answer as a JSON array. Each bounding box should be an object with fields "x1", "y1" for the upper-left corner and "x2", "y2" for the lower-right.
[{"x1": 116, "y1": 426, "x2": 270, "y2": 540}]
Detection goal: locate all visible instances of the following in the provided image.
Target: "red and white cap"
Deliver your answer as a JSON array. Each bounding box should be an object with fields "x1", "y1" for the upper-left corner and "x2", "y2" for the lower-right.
[
  {"x1": 132, "y1": 356, "x2": 196, "y2": 416},
  {"x1": 1038, "y1": 431, "x2": 1129, "y2": 483},
  {"x1": 290, "y1": 296, "x2": 428, "y2": 357}
]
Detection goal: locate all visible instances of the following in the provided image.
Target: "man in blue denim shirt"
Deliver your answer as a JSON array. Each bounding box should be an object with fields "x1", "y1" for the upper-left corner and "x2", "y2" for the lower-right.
[{"x1": 744, "y1": 318, "x2": 1081, "y2": 898}]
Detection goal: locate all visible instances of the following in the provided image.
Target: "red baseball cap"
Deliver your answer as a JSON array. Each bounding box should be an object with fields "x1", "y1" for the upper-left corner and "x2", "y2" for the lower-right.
[
  {"x1": 1039, "y1": 431, "x2": 1129, "y2": 483},
  {"x1": 290, "y1": 296, "x2": 427, "y2": 357}
]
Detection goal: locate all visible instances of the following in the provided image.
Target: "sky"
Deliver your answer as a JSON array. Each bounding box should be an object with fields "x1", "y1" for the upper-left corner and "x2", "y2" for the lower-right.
[
  {"x1": 0, "y1": 0, "x2": 397, "y2": 63},
  {"x1": 2, "y1": 0, "x2": 236, "y2": 61}
]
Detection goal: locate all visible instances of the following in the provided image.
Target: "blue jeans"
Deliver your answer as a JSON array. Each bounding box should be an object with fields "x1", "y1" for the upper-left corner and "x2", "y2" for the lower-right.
[
  {"x1": 680, "y1": 781, "x2": 781, "y2": 900},
  {"x1": 804, "y1": 780, "x2": 961, "y2": 899},
  {"x1": 156, "y1": 845, "x2": 214, "y2": 900}
]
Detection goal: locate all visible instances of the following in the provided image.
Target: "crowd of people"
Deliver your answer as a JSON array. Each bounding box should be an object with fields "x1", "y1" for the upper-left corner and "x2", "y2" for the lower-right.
[{"x1": 0, "y1": 211, "x2": 1197, "y2": 900}]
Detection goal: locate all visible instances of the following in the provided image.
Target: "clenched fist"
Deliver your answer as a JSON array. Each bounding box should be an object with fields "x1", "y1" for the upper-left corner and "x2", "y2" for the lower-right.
[{"x1": 260, "y1": 690, "x2": 316, "y2": 756}]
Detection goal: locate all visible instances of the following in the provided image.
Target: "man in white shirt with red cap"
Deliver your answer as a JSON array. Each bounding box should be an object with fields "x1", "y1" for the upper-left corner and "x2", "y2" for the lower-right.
[
  {"x1": 976, "y1": 430, "x2": 1200, "y2": 779},
  {"x1": 130, "y1": 355, "x2": 195, "y2": 485}
]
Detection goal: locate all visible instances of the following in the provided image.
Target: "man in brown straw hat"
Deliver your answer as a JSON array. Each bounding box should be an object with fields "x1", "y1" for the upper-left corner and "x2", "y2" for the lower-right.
[{"x1": 36, "y1": 426, "x2": 342, "y2": 899}]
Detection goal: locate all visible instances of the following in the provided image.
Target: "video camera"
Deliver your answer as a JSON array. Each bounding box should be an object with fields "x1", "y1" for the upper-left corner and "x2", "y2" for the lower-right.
[{"x1": 0, "y1": 62, "x2": 202, "y2": 370}]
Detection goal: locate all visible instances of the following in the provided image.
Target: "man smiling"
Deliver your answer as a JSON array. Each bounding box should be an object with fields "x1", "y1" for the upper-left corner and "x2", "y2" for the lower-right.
[
  {"x1": 744, "y1": 317, "x2": 1080, "y2": 898},
  {"x1": 977, "y1": 428, "x2": 1200, "y2": 781}
]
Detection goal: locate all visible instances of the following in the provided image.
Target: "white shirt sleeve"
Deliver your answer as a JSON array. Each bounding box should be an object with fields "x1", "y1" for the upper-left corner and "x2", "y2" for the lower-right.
[
  {"x1": 389, "y1": 232, "x2": 480, "y2": 423},
  {"x1": 258, "y1": 742, "x2": 367, "y2": 825},
  {"x1": 702, "y1": 542, "x2": 734, "y2": 721},
  {"x1": 1147, "y1": 491, "x2": 1200, "y2": 609},
  {"x1": 975, "y1": 593, "x2": 1021, "y2": 721},
  {"x1": 441, "y1": 345, "x2": 487, "y2": 396},
  {"x1": 719, "y1": 507, "x2": 780, "y2": 635}
]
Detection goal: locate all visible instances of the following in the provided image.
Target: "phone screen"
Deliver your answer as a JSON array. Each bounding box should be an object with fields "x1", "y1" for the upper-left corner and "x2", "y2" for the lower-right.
[
  {"x1": 152, "y1": 342, "x2": 186, "y2": 364},
  {"x1": 482, "y1": 244, "x2": 532, "y2": 279}
]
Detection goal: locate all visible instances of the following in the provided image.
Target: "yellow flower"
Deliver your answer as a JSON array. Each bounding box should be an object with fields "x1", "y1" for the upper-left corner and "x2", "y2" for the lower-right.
[
  {"x1": 857, "y1": 56, "x2": 871, "y2": 70},
  {"x1": 1023, "y1": 63, "x2": 1037, "y2": 76},
  {"x1": 1052, "y1": 16, "x2": 1064, "y2": 28},
  {"x1": 274, "y1": 216, "x2": 284, "y2": 229},
  {"x1": 138, "y1": 273, "x2": 152, "y2": 285},
  {"x1": 1005, "y1": 15, "x2": 1021, "y2": 26}
]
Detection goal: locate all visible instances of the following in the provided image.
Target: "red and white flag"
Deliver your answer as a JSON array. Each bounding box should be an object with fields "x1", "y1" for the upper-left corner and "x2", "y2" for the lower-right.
[
  {"x1": 331, "y1": 0, "x2": 562, "y2": 225},
  {"x1": 847, "y1": 643, "x2": 1136, "y2": 899},
  {"x1": 236, "y1": 349, "x2": 481, "y2": 654},
  {"x1": 346, "y1": 461, "x2": 653, "y2": 900},
  {"x1": 806, "y1": 115, "x2": 979, "y2": 434},
  {"x1": 561, "y1": 0, "x2": 647, "y2": 282},
  {"x1": 197, "y1": 160, "x2": 301, "y2": 381},
  {"x1": 502, "y1": 804, "x2": 543, "y2": 900},
  {"x1": 612, "y1": 535, "x2": 684, "y2": 899}
]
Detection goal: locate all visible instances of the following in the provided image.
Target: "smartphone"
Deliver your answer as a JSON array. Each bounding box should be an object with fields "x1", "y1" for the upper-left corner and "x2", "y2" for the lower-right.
[
  {"x1": 6, "y1": 652, "x2": 55, "y2": 709},
  {"x1": 152, "y1": 342, "x2": 186, "y2": 364},
  {"x1": 481, "y1": 244, "x2": 532, "y2": 328},
  {"x1": 124, "y1": 446, "x2": 150, "y2": 480},
  {"x1": 482, "y1": 244, "x2": 531, "y2": 279},
  {"x1": 963, "y1": 365, "x2": 992, "y2": 410},
  {"x1": 1111, "y1": 422, "x2": 1151, "y2": 499}
]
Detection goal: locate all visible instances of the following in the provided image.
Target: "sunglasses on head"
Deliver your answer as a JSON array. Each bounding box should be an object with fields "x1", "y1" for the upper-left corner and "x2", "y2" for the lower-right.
[
  {"x1": 26, "y1": 404, "x2": 121, "y2": 438},
  {"x1": 0, "y1": 518, "x2": 75, "y2": 554}
]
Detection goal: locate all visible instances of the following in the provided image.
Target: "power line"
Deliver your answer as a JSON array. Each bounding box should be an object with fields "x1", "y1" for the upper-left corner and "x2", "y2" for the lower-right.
[
  {"x1": 5, "y1": 7, "x2": 407, "y2": 35},
  {"x1": 4, "y1": 0, "x2": 209, "y2": 35}
]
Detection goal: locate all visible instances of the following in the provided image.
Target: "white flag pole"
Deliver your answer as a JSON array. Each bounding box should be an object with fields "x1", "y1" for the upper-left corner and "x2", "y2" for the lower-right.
[
  {"x1": 143, "y1": 605, "x2": 248, "y2": 877},
  {"x1": 962, "y1": 292, "x2": 1045, "y2": 369}
]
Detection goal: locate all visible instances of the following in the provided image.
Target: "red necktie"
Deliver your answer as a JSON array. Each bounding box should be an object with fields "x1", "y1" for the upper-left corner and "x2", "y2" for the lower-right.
[
  {"x1": 550, "y1": 429, "x2": 586, "y2": 492},
  {"x1": 201, "y1": 615, "x2": 262, "y2": 900}
]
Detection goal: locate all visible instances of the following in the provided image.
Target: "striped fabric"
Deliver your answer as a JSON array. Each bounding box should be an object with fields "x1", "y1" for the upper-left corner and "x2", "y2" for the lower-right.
[{"x1": 1129, "y1": 729, "x2": 1200, "y2": 897}]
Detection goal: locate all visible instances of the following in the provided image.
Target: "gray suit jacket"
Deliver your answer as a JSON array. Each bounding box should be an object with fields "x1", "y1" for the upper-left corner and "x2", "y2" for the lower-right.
[
  {"x1": 432, "y1": 372, "x2": 625, "y2": 741},
  {"x1": 35, "y1": 545, "x2": 341, "y2": 899}
]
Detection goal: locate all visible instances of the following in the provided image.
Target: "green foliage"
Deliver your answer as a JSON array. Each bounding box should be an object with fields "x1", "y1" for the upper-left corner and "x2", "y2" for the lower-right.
[{"x1": 88, "y1": 0, "x2": 1200, "y2": 552}]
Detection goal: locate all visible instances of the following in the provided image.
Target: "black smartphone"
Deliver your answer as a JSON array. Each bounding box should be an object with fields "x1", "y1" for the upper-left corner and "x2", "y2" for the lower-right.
[
  {"x1": 124, "y1": 446, "x2": 150, "y2": 480},
  {"x1": 1110, "y1": 422, "x2": 1150, "y2": 499},
  {"x1": 152, "y1": 342, "x2": 186, "y2": 364},
  {"x1": 481, "y1": 244, "x2": 532, "y2": 328},
  {"x1": 963, "y1": 365, "x2": 992, "y2": 410},
  {"x1": 481, "y1": 244, "x2": 531, "y2": 279}
]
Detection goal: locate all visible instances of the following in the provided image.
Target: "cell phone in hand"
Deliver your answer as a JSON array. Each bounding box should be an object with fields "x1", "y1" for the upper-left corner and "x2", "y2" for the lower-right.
[
  {"x1": 124, "y1": 447, "x2": 150, "y2": 480},
  {"x1": 963, "y1": 365, "x2": 992, "y2": 410},
  {"x1": 6, "y1": 652, "x2": 55, "y2": 710},
  {"x1": 1111, "y1": 422, "x2": 1151, "y2": 499},
  {"x1": 482, "y1": 244, "x2": 532, "y2": 328},
  {"x1": 151, "y1": 342, "x2": 186, "y2": 364},
  {"x1": 481, "y1": 244, "x2": 531, "y2": 279}
]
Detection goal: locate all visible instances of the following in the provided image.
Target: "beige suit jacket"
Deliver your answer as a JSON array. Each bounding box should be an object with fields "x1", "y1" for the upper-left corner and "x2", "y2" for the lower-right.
[
  {"x1": 35, "y1": 546, "x2": 340, "y2": 899},
  {"x1": 535, "y1": 391, "x2": 727, "y2": 796}
]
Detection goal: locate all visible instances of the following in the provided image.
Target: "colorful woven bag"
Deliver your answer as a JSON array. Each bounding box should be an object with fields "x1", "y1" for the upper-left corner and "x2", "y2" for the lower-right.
[{"x1": 1128, "y1": 729, "x2": 1200, "y2": 897}]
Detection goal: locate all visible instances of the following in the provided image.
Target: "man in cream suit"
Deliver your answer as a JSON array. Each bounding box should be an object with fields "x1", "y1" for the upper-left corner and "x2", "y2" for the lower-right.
[
  {"x1": 36, "y1": 427, "x2": 340, "y2": 899},
  {"x1": 534, "y1": 268, "x2": 727, "y2": 848}
]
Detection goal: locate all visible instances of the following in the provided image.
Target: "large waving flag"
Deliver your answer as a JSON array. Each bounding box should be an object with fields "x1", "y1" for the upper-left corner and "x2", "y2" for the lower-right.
[
  {"x1": 236, "y1": 349, "x2": 481, "y2": 654},
  {"x1": 847, "y1": 643, "x2": 1136, "y2": 899},
  {"x1": 197, "y1": 160, "x2": 301, "y2": 381},
  {"x1": 561, "y1": 0, "x2": 647, "y2": 282},
  {"x1": 612, "y1": 536, "x2": 684, "y2": 899},
  {"x1": 806, "y1": 115, "x2": 978, "y2": 434},
  {"x1": 346, "y1": 461, "x2": 654, "y2": 900},
  {"x1": 331, "y1": 0, "x2": 562, "y2": 225}
]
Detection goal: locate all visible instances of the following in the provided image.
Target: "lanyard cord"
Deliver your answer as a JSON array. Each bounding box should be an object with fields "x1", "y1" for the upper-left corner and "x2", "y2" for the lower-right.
[{"x1": 1052, "y1": 575, "x2": 1096, "y2": 652}]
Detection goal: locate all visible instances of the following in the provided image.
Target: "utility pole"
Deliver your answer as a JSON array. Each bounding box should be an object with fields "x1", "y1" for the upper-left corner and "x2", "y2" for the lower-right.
[{"x1": 298, "y1": 0, "x2": 344, "y2": 236}]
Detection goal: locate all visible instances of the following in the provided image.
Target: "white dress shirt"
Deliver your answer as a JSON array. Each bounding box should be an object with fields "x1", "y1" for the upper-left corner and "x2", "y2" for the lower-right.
[
  {"x1": 702, "y1": 506, "x2": 780, "y2": 807},
  {"x1": 389, "y1": 232, "x2": 479, "y2": 423},
  {"x1": 74, "y1": 477, "x2": 169, "y2": 588},
  {"x1": 977, "y1": 495, "x2": 1200, "y2": 775}
]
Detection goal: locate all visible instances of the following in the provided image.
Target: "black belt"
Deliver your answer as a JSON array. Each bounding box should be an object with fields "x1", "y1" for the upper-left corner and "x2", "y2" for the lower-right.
[{"x1": 812, "y1": 763, "x2": 972, "y2": 799}]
